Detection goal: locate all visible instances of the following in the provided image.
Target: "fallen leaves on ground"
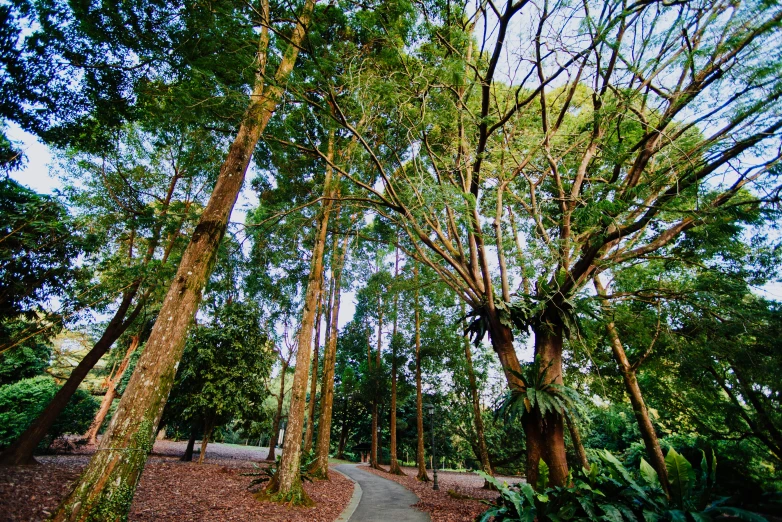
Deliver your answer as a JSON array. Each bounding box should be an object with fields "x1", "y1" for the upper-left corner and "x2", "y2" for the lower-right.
[
  {"x1": 363, "y1": 465, "x2": 522, "y2": 522},
  {"x1": 0, "y1": 442, "x2": 353, "y2": 522}
]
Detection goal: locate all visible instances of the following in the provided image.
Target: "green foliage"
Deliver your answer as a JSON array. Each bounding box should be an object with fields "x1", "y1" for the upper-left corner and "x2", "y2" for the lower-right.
[
  {"x1": 478, "y1": 449, "x2": 768, "y2": 522},
  {"x1": 0, "y1": 323, "x2": 52, "y2": 385},
  {"x1": 0, "y1": 375, "x2": 98, "y2": 450},
  {"x1": 496, "y1": 357, "x2": 583, "y2": 423}
]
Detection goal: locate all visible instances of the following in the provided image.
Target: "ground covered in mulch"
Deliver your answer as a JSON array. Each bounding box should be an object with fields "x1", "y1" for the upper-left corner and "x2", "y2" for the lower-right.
[
  {"x1": 0, "y1": 441, "x2": 353, "y2": 522},
  {"x1": 364, "y1": 465, "x2": 524, "y2": 522}
]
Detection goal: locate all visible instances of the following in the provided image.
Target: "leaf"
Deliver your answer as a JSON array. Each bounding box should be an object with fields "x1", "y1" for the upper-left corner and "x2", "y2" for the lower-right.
[
  {"x1": 537, "y1": 458, "x2": 550, "y2": 491},
  {"x1": 640, "y1": 458, "x2": 661, "y2": 488},
  {"x1": 665, "y1": 448, "x2": 695, "y2": 509},
  {"x1": 703, "y1": 506, "x2": 769, "y2": 522},
  {"x1": 600, "y1": 503, "x2": 625, "y2": 522},
  {"x1": 668, "y1": 509, "x2": 688, "y2": 522}
]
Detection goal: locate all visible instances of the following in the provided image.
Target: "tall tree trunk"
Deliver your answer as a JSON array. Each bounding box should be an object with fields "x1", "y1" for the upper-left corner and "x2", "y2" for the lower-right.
[
  {"x1": 310, "y1": 223, "x2": 348, "y2": 478},
  {"x1": 371, "y1": 306, "x2": 382, "y2": 469},
  {"x1": 51, "y1": 4, "x2": 314, "y2": 518},
  {"x1": 1, "y1": 166, "x2": 183, "y2": 466},
  {"x1": 84, "y1": 336, "x2": 140, "y2": 444},
  {"x1": 197, "y1": 417, "x2": 215, "y2": 465},
  {"x1": 414, "y1": 265, "x2": 429, "y2": 482},
  {"x1": 266, "y1": 360, "x2": 288, "y2": 461},
  {"x1": 181, "y1": 424, "x2": 198, "y2": 462},
  {"x1": 593, "y1": 277, "x2": 670, "y2": 497},
  {"x1": 303, "y1": 289, "x2": 323, "y2": 453},
  {"x1": 267, "y1": 130, "x2": 335, "y2": 503},
  {"x1": 460, "y1": 304, "x2": 492, "y2": 479},
  {"x1": 388, "y1": 246, "x2": 404, "y2": 475}
]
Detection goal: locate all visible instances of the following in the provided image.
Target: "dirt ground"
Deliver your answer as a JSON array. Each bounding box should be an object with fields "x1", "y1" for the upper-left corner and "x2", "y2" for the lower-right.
[
  {"x1": 363, "y1": 465, "x2": 521, "y2": 522},
  {"x1": 0, "y1": 441, "x2": 353, "y2": 522}
]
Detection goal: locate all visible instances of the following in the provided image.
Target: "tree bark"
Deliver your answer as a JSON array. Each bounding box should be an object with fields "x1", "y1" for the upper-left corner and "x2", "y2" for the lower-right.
[
  {"x1": 414, "y1": 265, "x2": 430, "y2": 482},
  {"x1": 84, "y1": 336, "x2": 140, "y2": 445},
  {"x1": 594, "y1": 277, "x2": 670, "y2": 497},
  {"x1": 181, "y1": 424, "x2": 198, "y2": 462},
  {"x1": 310, "y1": 223, "x2": 348, "y2": 478},
  {"x1": 266, "y1": 360, "x2": 288, "y2": 461},
  {"x1": 388, "y1": 246, "x2": 404, "y2": 475},
  {"x1": 371, "y1": 305, "x2": 382, "y2": 469},
  {"x1": 197, "y1": 417, "x2": 215, "y2": 465},
  {"x1": 303, "y1": 288, "x2": 324, "y2": 453},
  {"x1": 51, "y1": 3, "x2": 314, "y2": 518},
  {"x1": 268, "y1": 128, "x2": 334, "y2": 502}
]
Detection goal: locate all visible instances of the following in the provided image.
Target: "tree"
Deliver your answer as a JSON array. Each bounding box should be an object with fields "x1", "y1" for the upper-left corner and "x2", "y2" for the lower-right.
[
  {"x1": 163, "y1": 302, "x2": 274, "y2": 464},
  {"x1": 50, "y1": 1, "x2": 315, "y2": 518}
]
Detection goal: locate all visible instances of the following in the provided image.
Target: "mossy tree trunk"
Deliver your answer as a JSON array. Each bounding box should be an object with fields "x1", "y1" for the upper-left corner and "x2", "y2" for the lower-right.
[
  {"x1": 266, "y1": 130, "x2": 334, "y2": 504},
  {"x1": 310, "y1": 220, "x2": 348, "y2": 478},
  {"x1": 50, "y1": 3, "x2": 314, "y2": 518}
]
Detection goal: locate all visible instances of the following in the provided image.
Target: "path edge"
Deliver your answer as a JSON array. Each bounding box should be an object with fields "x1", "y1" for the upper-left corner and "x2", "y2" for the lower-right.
[{"x1": 332, "y1": 466, "x2": 362, "y2": 522}]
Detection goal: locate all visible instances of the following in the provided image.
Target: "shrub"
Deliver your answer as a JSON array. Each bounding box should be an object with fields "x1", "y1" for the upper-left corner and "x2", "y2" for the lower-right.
[
  {"x1": 0, "y1": 375, "x2": 99, "y2": 451},
  {"x1": 478, "y1": 448, "x2": 773, "y2": 521}
]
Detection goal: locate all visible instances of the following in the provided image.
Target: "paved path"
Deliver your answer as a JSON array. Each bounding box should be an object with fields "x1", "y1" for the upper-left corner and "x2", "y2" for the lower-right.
[{"x1": 334, "y1": 464, "x2": 430, "y2": 522}]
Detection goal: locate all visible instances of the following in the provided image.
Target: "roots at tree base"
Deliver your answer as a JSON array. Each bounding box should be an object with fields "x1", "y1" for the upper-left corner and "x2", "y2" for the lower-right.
[{"x1": 259, "y1": 474, "x2": 314, "y2": 507}]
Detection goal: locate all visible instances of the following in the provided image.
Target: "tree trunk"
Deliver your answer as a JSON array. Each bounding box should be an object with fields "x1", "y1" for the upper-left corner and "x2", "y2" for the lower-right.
[
  {"x1": 51, "y1": 4, "x2": 314, "y2": 518},
  {"x1": 310, "y1": 224, "x2": 348, "y2": 478},
  {"x1": 371, "y1": 307, "x2": 382, "y2": 469},
  {"x1": 197, "y1": 418, "x2": 215, "y2": 465},
  {"x1": 0, "y1": 290, "x2": 142, "y2": 465},
  {"x1": 565, "y1": 416, "x2": 589, "y2": 470},
  {"x1": 388, "y1": 246, "x2": 404, "y2": 475},
  {"x1": 266, "y1": 361, "x2": 288, "y2": 461},
  {"x1": 1, "y1": 164, "x2": 183, "y2": 467},
  {"x1": 84, "y1": 336, "x2": 140, "y2": 445},
  {"x1": 461, "y1": 311, "x2": 492, "y2": 478},
  {"x1": 181, "y1": 424, "x2": 198, "y2": 462},
  {"x1": 594, "y1": 277, "x2": 670, "y2": 497},
  {"x1": 303, "y1": 289, "x2": 323, "y2": 453},
  {"x1": 414, "y1": 265, "x2": 429, "y2": 482},
  {"x1": 268, "y1": 128, "x2": 334, "y2": 503},
  {"x1": 530, "y1": 318, "x2": 569, "y2": 487}
]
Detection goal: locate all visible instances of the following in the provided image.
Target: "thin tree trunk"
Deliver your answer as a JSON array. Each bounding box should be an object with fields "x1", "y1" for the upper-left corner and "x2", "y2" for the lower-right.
[
  {"x1": 371, "y1": 306, "x2": 382, "y2": 469},
  {"x1": 51, "y1": 4, "x2": 314, "y2": 518},
  {"x1": 1, "y1": 167, "x2": 182, "y2": 466},
  {"x1": 310, "y1": 221, "x2": 348, "y2": 478},
  {"x1": 181, "y1": 424, "x2": 198, "y2": 462},
  {"x1": 414, "y1": 265, "x2": 430, "y2": 482},
  {"x1": 198, "y1": 417, "x2": 215, "y2": 465},
  {"x1": 266, "y1": 360, "x2": 288, "y2": 461},
  {"x1": 593, "y1": 277, "x2": 670, "y2": 497},
  {"x1": 566, "y1": 416, "x2": 589, "y2": 470},
  {"x1": 268, "y1": 129, "x2": 334, "y2": 503},
  {"x1": 84, "y1": 336, "x2": 140, "y2": 444},
  {"x1": 388, "y1": 245, "x2": 404, "y2": 475},
  {"x1": 461, "y1": 302, "x2": 492, "y2": 479},
  {"x1": 303, "y1": 289, "x2": 323, "y2": 453}
]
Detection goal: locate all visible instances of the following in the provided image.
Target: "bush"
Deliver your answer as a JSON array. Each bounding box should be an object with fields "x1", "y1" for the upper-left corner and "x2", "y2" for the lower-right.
[
  {"x1": 0, "y1": 375, "x2": 99, "y2": 451},
  {"x1": 478, "y1": 448, "x2": 774, "y2": 521}
]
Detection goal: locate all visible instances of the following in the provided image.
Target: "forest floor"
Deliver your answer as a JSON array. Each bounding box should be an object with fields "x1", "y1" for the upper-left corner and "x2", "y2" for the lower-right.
[
  {"x1": 0, "y1": 440, "x2": 353, "y2": 521},
  {"x1": 362, "y1": 465, "x2": 522, "y2": 522}
]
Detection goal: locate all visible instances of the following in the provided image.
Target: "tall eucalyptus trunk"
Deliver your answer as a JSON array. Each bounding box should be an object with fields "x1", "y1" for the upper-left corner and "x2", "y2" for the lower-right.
[
  {"x1": 309, "y1": 221, "x2": 348, "y2": 478},
  {"x1": 51, "y1": 3, "x2": 314, "y2": 518},
  {"x1": 267, "y1": 130, "x2": 335, "y2": 503}
]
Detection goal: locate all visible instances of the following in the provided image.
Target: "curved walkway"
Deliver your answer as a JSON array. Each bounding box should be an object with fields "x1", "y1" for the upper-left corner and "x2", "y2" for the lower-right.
[{"x1": 334, "y1": 464, "x2": 431, "y2": 522}]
